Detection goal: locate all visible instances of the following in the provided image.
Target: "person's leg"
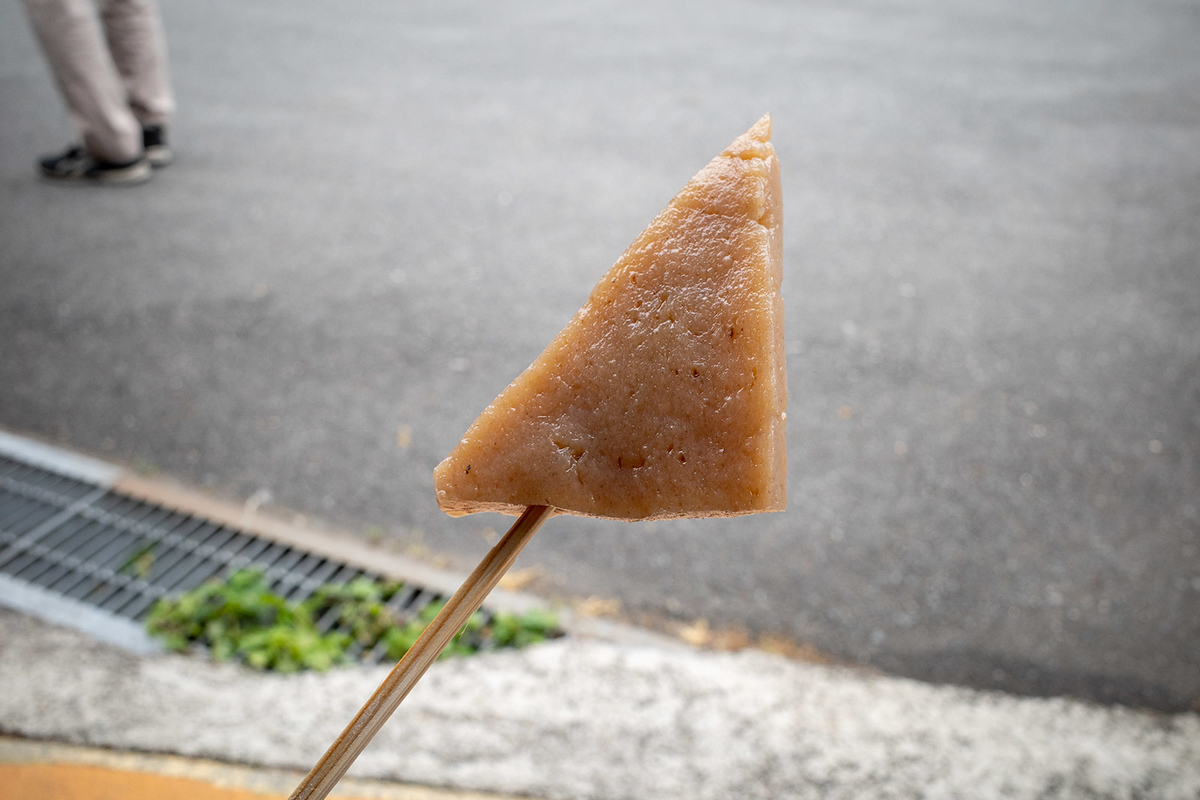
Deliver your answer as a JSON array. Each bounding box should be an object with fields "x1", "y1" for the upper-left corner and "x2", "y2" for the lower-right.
[
  {"x1": 98, "y1": 0, "x2": 174, "y2": 128},
  {"x1": 20, "y1": 0, "x2": 143, "y2": 165}
]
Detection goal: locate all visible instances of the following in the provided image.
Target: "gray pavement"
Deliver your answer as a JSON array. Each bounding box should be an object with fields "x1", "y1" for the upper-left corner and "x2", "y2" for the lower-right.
[
  {"x1": 1, "y1": 0, "x2": 1198, "y2": 713},
  {"x1": 2, "y1": 607, "x2": 1199, "y2": 800}
]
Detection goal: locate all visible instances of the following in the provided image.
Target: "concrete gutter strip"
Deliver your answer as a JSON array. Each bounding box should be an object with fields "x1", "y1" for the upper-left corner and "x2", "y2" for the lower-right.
[
  {"x1": 0, "y1": 574, "x2": 160, "y2": 654},
  {"x1": 1, "y1": 608, "x2": 1198, "y2": 800},
  {"x1": 0, "y1": 429, "x2": 121, "y2": 487}
]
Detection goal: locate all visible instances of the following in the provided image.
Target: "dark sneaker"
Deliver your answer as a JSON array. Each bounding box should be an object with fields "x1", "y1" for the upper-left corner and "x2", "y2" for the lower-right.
[
  {"x1": 38, "y1": 145, "x2": 152, "y2": 185},
  {"x1": 142, "y1": 125, "x2": 172, "y2": 168}
]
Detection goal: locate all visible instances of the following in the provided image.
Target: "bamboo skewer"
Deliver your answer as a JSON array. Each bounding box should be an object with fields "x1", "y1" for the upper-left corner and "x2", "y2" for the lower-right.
[{"x1": 288, "y1": 504, "x2": 554, "y2": 800}]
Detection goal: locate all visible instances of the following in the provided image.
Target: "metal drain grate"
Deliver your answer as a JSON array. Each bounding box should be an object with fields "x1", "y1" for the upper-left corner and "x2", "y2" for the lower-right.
[{"x1": 0, "y1": 437, "x2": 453, "y2": 661}]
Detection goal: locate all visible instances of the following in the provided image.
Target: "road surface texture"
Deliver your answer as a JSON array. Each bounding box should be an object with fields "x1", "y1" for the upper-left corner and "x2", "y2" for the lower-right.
[{"x1": 1, "y1": 0, "x2": 1198, "y2": 710}]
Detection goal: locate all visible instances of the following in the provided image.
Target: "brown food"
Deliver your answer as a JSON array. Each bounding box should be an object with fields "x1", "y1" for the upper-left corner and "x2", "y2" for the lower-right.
[{"x1": 435, "y1": 115, "x2": 786, "y2": 521}]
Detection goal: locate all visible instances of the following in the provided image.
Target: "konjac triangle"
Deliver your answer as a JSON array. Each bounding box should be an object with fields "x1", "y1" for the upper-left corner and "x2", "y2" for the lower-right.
[{"x1": 434, "y1": 115, "x2": 786, "y2": 521}]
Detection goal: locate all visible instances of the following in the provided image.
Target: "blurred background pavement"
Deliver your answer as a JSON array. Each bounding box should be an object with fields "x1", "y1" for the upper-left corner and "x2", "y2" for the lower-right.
[{"x1": 1, "y1": 0, "x2": 1198, "y2": 711}]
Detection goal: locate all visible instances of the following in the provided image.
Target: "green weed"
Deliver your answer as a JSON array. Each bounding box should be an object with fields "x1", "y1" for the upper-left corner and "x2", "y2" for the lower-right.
[{"x1": 145, "y1": 568, "x2": 559, "y2": 673}]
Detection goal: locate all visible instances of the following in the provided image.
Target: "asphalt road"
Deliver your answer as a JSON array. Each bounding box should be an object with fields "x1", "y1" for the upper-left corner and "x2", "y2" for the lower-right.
[{"x1": 1, "y1": 0, "x2": 1197, "y2": 711}]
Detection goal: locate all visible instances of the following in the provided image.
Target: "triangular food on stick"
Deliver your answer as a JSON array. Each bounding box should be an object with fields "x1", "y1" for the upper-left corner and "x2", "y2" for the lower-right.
[{"x1": 435, "y1": 115, "x2": 786, "y2": 521}]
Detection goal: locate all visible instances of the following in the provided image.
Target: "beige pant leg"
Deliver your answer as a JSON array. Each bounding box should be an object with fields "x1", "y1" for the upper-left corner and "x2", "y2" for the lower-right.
[
  {"x1": 20, "y1": 0, "x2": 142, "y2": 163},
  {"x1": 98, "y1": 0, "x2": 174, "y2": 127}
]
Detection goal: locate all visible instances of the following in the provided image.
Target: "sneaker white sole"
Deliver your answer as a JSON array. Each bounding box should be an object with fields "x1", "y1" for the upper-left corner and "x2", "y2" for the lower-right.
[
  {"x1": 92, "y1": 159, "x2": 153, "y2": 185},
  {"x1": 145, "y1": 145, "x2": 172, "y2": 168}
]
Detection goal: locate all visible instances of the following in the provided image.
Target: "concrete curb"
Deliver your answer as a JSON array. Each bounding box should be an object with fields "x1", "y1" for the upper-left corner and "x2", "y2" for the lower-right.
[{"x1": 2, "y1": 607, "x2": 1199, "y2": 800}]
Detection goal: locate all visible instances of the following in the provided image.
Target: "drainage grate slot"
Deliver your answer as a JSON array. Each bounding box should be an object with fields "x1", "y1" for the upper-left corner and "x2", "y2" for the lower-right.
[{"x1": 0, "y1": 443, "x2": 470, "y2": 663}]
